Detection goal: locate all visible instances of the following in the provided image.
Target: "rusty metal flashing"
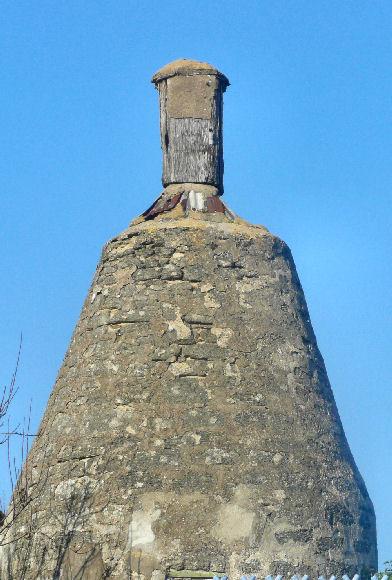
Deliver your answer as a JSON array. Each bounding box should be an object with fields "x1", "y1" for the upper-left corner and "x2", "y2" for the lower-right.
[
  {"x1": 206, "y1": 195, "x2": 226, "y2": 213},
  {"x1": 139, "y1": 189, "x2": 235, "y2": 222},
  {"x1": 142, "y1": 192, "x2": 183, "y2": 220}
]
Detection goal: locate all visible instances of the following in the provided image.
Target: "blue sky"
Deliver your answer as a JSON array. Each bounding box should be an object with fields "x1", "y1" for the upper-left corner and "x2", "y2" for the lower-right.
[{"x1": 1, "y1": 0, "x2": 391, "y2": 566}]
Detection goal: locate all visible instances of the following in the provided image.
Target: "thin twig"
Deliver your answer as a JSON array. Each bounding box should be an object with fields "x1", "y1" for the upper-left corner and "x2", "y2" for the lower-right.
[{"x1": 0, "y1": 432, "x2": 36, "y2": 437}]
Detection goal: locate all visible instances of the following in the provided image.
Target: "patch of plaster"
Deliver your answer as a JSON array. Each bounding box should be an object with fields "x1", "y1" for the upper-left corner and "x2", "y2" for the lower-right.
[
  {"x1": 169, "y1": 361, "x2": 191, "y2": 377},
  {"x1": 211, "y1": 326, "x2": 233, "y2": 347},
  {"x1": 212, "y1": 503, "x2": 254, "y2": 543},
  {"x1": 127, "y1": 508, "x2": 161, "y2": 551},
  {"x1": 167, "y1": 308, "x2": 192, "y2": 339},
  {"x1": 211, "y1": 486, "x2": 255, "y2": 543}
]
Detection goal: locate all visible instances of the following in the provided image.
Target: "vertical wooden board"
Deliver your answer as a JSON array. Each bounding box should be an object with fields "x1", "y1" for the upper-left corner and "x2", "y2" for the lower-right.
[
  {"x1": 165, "y1": 118, "x2": 219, "y2": 184},
  {"x1": 167, "y1": 118, "x2": 216, "y2": 149},
  {"x1": 167, "y1": 148, "x2": 218, "y2": 184},
  {"x1": 164, "y1": 118, "x2": 221, "y2": 185}
]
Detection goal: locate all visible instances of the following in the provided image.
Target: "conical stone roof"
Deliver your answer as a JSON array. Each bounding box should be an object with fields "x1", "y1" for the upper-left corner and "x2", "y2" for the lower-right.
[{"x1": 0, "y1": 61, "x2": 377, "y2": 580}]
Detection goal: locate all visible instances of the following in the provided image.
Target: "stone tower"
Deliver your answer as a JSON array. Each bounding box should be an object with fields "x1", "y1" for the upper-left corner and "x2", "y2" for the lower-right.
[{"x1": 1, "y1": 59, "x2": 377, "y2": 579}]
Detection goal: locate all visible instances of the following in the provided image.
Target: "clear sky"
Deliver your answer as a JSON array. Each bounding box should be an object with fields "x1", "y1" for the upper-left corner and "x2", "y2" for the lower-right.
[{"x1": 1, "y1": 0, "x2": 391, "y2": 567}]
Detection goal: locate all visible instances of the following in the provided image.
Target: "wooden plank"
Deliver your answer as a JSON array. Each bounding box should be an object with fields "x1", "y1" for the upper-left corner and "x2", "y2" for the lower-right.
[
  {"x1": 168, "y1": 569, "x2": 225, "y2": 578},
  {"x1": 164, "y1": 117, "x2": 221, "y2": 185}
]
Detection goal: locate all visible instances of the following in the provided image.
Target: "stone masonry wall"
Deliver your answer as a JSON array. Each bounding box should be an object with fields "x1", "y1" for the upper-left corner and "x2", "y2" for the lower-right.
[{"x1": 0, "y1": 215, "x2": 377, "y2": 579}]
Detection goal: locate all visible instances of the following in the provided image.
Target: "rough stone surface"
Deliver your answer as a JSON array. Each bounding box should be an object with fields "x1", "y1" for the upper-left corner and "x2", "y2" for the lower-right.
[{"x1": 0, "y1": 210, "x2": 377, "y2": 578}]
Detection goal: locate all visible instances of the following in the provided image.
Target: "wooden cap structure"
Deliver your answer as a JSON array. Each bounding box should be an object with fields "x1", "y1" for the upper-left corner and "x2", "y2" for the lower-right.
[
  {"x1": 152, "y1": 58, "x2": 230, "y2": 86},
  {"x1": 152, "y1": 59, "x2": 230, "y2": 192}
]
